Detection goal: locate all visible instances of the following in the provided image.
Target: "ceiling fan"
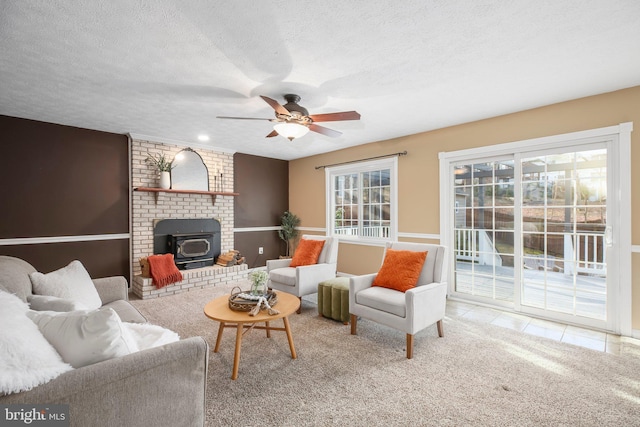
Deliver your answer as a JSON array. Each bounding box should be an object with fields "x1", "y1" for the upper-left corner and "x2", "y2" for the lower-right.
[{"x1": 217, "y1": 94, "x2": 361, "y2": 141}]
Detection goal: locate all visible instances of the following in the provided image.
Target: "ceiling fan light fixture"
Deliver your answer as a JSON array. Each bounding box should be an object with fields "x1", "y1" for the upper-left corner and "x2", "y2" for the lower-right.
[
  {"x1": 274, "y1": 122, "x2": 309, "y2": 141},
  {"x1": 218, "y1": 94, "x2": 359, "y2": 140}
]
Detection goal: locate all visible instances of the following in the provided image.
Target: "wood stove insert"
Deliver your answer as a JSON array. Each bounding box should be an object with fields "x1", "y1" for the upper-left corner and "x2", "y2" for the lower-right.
[{"x1": 153, "y1": 218, "x2": 221, "y2": 270}]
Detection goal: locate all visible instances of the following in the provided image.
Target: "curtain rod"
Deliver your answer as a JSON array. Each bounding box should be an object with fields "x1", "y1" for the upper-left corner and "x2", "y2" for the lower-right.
[{"x1": 314, "y1": 151, "x2": 408, "y2": 170}]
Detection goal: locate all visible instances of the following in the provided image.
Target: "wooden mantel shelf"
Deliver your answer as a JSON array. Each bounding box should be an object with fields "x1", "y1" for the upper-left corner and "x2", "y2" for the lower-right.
[
  {"x1": 134, "y1": 187, "x2": 239, "y2": 205},
  {"x1": 134, "y1": 187, "x2": 239, "y2": 196}
]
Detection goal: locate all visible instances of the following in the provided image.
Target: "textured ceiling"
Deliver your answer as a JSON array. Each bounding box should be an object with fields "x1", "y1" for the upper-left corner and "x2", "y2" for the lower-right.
[{"x1": 1, "y1": 1, "x2": 640, "y2": 160}]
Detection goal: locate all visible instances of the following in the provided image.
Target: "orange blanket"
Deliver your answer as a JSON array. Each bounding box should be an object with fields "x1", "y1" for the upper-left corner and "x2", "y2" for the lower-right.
[{"x1": 147, "y1": 254, "x2": 183, "y2": 288}]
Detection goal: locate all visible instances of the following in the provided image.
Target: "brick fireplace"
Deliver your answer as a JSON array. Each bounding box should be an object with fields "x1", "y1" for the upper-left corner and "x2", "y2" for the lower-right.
[{"x1": 130, "y1": 137, "x2": 247, "y2": 299}]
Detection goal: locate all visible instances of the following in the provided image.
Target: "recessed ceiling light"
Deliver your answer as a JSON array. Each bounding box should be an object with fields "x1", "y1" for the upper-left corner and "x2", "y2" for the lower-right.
[{"x1": 197, "y1": 134, "x2": 210, "y2": 142}]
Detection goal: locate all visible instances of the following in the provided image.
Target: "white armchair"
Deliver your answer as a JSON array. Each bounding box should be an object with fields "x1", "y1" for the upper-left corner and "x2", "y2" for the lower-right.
[
  {"x1": 349, "y1": 242, "x2": 449, "y2": 359},
  {"x1": 267, "y1": 235, "x2": 339, "y2": 313}
]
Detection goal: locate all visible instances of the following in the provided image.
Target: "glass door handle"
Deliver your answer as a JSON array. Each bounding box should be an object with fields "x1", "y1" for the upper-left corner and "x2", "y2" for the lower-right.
[{"x1": 605, "y1": 226, "x2": 613, "y2": 247}]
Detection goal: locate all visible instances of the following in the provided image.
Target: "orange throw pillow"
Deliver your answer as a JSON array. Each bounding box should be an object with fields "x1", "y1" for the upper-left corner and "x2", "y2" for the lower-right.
[
  {"x1": 289, "y1": 239, "x2": 326, "y2": 267},
  {"x1": 372, "y1": 249, "x2": 428, "y2": 292}
]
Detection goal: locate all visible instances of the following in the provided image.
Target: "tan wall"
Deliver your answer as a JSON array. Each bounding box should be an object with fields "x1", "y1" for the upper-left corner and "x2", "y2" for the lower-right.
[{"x1": 289, "y1": 85, "x2": 640, "y2": 329}]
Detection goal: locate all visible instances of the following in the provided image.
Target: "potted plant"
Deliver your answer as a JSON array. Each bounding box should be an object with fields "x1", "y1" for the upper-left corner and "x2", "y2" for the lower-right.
[
  {"x1": 278, "y1": 211, "x2": 300, "y2": 257},
  {"x1": 249, "y1": 270, "x2": 269, "y2": 296},
  {"x1": 146, "y1": 153, "x2": 175, "y2": 189}
]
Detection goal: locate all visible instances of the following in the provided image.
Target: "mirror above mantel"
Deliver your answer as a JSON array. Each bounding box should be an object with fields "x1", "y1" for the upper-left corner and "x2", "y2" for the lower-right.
[
  {"x1": 133, "y1": 147, "x2": 238, "y2": 205},
  {"x1": 171, "y1": 148, "x2": 209, "y2": 191}
]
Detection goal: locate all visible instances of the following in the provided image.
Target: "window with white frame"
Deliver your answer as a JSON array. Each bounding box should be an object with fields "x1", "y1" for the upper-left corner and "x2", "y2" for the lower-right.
[{"x1": 326, "y1": 157, "x2": 397, "y2": 242}]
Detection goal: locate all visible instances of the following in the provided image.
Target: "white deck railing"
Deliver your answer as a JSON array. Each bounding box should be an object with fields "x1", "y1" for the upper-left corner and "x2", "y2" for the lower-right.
[
  {"x1": 455, "y1": 229, "x2": 605, "y2": 276},
  {"x1": 565, "y1": 233, "x2": 606, "y2": 276},
  {"x1": 334, "y1": 226, "x2": 390, "y2": 238},
  {"x1": 455, "y1": 229, "x2": 476, "y2": 262},
  {"x1": 455, "y1": 229, "x2": 501, "y2": 266}
]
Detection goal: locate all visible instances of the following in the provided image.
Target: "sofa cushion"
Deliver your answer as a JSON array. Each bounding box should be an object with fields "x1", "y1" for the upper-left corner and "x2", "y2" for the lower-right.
[
  {"x1": 30, "y1": 260, "x2": 102, "y2": 310},
  {"x1": 103, "y1": 299, "x2": 147, "y2": 323},
  {"x1": 27, "y1": 308, "x2": 139, "y2": 369},
  {"x1": 28, "y1": 294, "x2": 86, "y2": 312},
  {"x1": 0, "y1": 290, "x2": 73, "y2": 395},
  {"x1": 0, "y1": 256, "x2": 37, "y2": 302}
]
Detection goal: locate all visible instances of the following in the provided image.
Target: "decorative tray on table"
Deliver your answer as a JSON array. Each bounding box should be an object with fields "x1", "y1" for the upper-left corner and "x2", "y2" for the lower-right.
[{"x1": 228, "y1": 286, "x2": 278, "y2": 312}]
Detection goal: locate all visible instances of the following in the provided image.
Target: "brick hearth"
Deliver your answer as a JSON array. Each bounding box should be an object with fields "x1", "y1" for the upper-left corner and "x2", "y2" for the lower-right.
[{"x1": 132, "y1": 264, "x2": 248, "y2": 299}]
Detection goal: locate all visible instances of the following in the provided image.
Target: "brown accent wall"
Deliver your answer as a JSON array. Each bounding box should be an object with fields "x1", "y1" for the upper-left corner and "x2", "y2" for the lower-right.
[
  {"x1": 0, "y1": 115, "x2": 130, "y2": 277},
  {"x1": 289, "y1": 85, "x2": 640, "y2": 328},
  {"x1": 1, "y1": 240, "x2": 129, "y2": 279},
  {"x1": 234, "y1": 153, "x2": 288, "y2": 267}
]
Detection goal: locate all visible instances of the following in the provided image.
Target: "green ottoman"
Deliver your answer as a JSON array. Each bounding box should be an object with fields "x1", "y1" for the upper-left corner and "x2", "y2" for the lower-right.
[{"x1": 318, "y1": 277, "x2": 350, "y2": 324}]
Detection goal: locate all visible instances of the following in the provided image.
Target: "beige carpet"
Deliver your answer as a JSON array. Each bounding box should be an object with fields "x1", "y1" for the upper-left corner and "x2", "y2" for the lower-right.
[{"x1": 131, "y1": 285, "x2": 640, "y2": 427}]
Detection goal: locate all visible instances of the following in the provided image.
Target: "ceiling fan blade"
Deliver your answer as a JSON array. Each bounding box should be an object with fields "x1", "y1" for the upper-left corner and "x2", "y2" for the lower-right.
[
  {"x1": 309, "y1": 123, "x2": 342, "y2": 138},
  {"x1": 309, "y1": 111, "x2": 361, "y2": 122},
  {"x1": 266, "y1": 130, "x2": 279, "y2": 138},
  {"x1": 216, "y1": 116, "x2": 273, "y2": 121},
  {"x1": 260, "y1": 96, "x2": 290, "y2": 116}
]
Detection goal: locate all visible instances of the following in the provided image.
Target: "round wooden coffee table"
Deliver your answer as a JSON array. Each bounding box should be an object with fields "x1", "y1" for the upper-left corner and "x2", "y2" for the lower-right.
[{"x1": 203, "y1": 291, "x2": 300, "y2": 380}]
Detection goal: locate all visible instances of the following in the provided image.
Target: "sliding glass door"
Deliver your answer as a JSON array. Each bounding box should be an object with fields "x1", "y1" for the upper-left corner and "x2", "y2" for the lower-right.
[
  {"x1": 442, "y1": 124, "x2": 631, "y2": 333},
  {"x1": 519, "y1": 147, "x2": 608, "y2": 323},
  {"x1": 453, "y1": 158, "x2": 516, "y2": 305}
]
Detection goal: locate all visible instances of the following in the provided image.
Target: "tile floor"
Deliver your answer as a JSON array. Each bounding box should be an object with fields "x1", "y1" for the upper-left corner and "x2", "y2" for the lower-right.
[{"x1": 446, "y1": 299, "x2": 640, "y2": 356}]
